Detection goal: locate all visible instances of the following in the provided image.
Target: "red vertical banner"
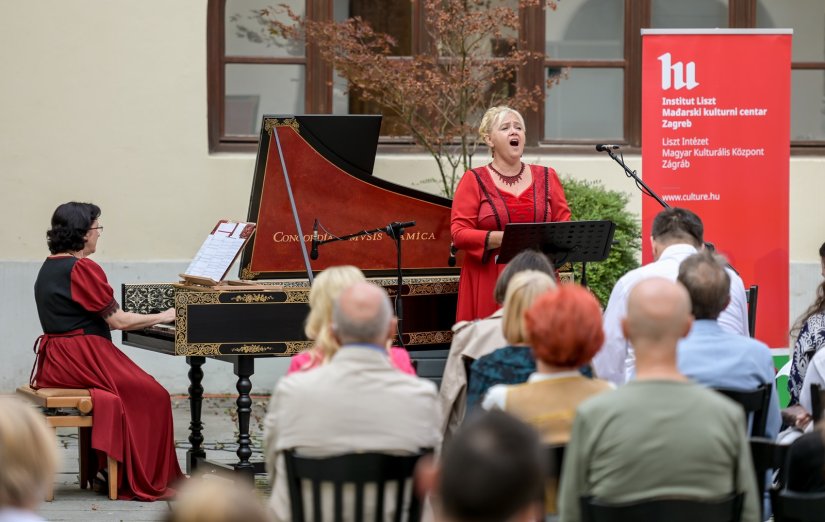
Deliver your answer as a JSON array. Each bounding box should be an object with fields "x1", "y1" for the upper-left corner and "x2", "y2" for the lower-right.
[{"x1": 641, "y1": 30, "x2": 791, "y2": 348}]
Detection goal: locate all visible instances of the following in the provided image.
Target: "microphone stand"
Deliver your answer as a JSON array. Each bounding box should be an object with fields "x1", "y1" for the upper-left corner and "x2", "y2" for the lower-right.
[
  {"x1": 312, "y1": 221, "x2": 414, "y2": 347},
  {"x1": 602, "y1": 148, "x2": 670, "y2": 210},
  {"x1": 386, "y1": 222, "x2": 407, "y2": 348},
  {"x1": 599, "y1": 147, "x2": 737, "y2": 273}
]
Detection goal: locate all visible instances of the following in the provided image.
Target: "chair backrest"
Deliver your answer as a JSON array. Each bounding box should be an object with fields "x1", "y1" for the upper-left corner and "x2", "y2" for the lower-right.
[
  {"x1": 749, "y1": 437, "x2": 790, "y2": 491},
  {"x1": 543, "y1": 444, "x2": 566, "y2": 513},
  {"x1": 748, "y1": 437, "x2": 791, "y2": 520},
  {"x1": 714, "y1": 383, "x2": 772, "y2": 437},
  {"x1": 546, "y1": 444, "x2": 566, "y2": 481},
  {"x1": 580, "y1": 492, "x2": 744, "y2": 522},
  {"x1": 746, "y1": 285, "x2": 758, "y2": 338},
  {"x1": 283, "y1": 449, "x2": 429, "y2": 522},
  {"x1": 770, "y1": 488, "x2": 825, "y2": 522},
  {"x1": 811, "y1": 383, "x2": 824, "y2": 423}
]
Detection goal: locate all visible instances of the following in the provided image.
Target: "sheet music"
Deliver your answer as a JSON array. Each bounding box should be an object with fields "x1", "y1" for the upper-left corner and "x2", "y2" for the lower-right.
[{"x1": 184, "y1": 220, "x2": 256, "y2": 283}]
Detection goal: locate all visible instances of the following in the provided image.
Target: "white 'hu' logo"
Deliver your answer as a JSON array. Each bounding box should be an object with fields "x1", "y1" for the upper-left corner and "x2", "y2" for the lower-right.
[{"x1": 658, "y1": 53, "x2": 699, "y2": 90}]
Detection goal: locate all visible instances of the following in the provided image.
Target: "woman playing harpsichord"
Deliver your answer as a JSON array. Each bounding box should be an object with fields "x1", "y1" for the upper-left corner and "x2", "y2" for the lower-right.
[
  {"x1": 451, "y1": 106, "x2": 571, "y2": 322},
  {"x1": 30, "y1": 202, "x2": 183, "y2": 500}
]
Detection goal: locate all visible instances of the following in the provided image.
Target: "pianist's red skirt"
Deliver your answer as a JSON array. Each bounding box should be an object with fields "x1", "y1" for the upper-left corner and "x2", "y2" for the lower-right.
[
  {"x1": 31, "y1": 256, "x2": 183, "y2": 501},
  {"x1": 33, "y1": 334, "x2": 184, "y2": 500}
]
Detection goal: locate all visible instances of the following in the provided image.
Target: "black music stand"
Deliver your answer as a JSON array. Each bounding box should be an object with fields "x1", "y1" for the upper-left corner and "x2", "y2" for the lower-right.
[{"x1": 497, "y1": 220, "x2": 616, "y2": 288}]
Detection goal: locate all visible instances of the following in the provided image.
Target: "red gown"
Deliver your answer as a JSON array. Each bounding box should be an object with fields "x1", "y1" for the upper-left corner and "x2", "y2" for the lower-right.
[
  {"x1": 31, "y1": 256, "x2": 183, "y2": 501},
  {"x1": 451, "y1": 164, "x2": 571, "y2": 322}
]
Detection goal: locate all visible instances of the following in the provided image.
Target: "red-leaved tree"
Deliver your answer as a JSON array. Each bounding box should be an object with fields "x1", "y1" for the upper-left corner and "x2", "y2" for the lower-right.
[{"x1": 257, "y1": 0, "x2": 559, "y2": 196}]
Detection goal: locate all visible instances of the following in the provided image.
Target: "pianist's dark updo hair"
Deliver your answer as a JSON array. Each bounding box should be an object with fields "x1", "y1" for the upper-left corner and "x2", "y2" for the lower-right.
[{"x1": 46, "y1": 202, "x2": 101, "y2": 255}]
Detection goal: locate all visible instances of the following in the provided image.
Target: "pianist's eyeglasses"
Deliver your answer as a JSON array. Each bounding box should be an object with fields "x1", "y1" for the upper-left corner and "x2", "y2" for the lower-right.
[{"x1": 89, "y1": 226, "x2": 104, "y2": 231}]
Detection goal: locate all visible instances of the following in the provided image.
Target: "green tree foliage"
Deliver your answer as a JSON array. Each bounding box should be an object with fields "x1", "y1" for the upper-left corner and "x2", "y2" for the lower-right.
[{"x1": 560, "y1": 177, "x2": 641, "y2": 306}]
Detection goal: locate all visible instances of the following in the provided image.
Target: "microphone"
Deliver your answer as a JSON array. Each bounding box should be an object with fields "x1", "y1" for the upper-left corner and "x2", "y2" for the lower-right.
[
  {"x1": 310, "y1": 219, "x2": 319, "y2": 260},
  {"x1": 385, "y1": 221, "x2": 416, "y2": 238},
  {"x1": 595, "y1": 144, "x2": 620, "y2": 152}
]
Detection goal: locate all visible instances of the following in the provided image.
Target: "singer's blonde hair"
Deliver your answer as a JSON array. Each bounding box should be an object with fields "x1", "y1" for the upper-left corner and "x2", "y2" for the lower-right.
[
  {"x1": 0, "y1": 397, "x2": 59, "y2": 509},
  {"x1": 501, "y1": 270, "x2": 556, "y2": 345},
  {"x1": 303, "y1": 265, "x2": 366, "y2": 366}
]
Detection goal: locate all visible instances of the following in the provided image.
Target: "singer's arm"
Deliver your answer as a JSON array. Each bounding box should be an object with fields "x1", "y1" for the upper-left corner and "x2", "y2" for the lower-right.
[
  {"x1": 548, "y1": 168, "x2": 572, "y2": 222},
  {"x1": 451, "y1": 174, "x2": 497, "y2": 259}
]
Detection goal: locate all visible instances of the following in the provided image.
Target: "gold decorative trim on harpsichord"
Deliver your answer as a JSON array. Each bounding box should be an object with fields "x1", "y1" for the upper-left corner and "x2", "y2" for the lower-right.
[
  {"x1": 122, "y1": 276, "x2": 456, "y2": 356},
  {"x1": 122, "y1": 283, "x2": 176, "y2": 315},
  {"x1": 232, "y1": 276, "x2": 458, "y2": 295},
  {"x1": 172, "y1": 286, "x2": 310, "y2": 356},
  {"x1": 240, "y1": 266, "x2": 261, "y2": 280},
  {"x1": 405, "y1": 330, "x2": 453, "y2": 346},
  {"x1": 264, "y1": 117, "x2": 299, "y2": 133}
]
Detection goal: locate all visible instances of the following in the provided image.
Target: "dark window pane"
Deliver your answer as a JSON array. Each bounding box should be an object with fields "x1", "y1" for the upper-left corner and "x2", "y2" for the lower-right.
[
  {"x1": 757, "y1": 1, "x2": 825, "y2": 62},
  {"x1": 791, "y1": 69, "x2": 825, "y2": 141},
  {"x1": 651, "y1": 0, "x2": 728, "y2": 29},
  {"x1": 338, "y1": 0, "x2": 411, "y2": 55},
  {"x1": 225, "y1": 64, "x2": 305, "y2": 136},
  {"x1": 546, "y1": 0, "x2": 624, "y2": 60},
  {"x1": 332, "y1": 0, "x2": 413, "y2": 135},
  {"x1": 226, "y1": 0, "x2": 305, "y2": 58},
  {"x1": 545, "y1": 68, "x2": 623, "y2": 140}
]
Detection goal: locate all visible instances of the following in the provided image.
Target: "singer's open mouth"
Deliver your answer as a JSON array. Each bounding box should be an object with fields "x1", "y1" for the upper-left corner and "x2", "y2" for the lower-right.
[{"x1": 509, "y1": 138, "x2": 519, "y2": 146}]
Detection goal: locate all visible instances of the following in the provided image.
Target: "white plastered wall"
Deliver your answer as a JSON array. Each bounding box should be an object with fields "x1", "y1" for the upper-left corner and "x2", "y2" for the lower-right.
[{"x1": 0, "y1": 1, "x2": 823, "y2": 393}]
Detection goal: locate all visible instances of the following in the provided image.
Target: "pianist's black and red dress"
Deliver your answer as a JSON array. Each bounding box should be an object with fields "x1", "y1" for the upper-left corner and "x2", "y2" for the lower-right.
[{"x1": 31, "y1": 255, "x2": 183, "y2": 501}]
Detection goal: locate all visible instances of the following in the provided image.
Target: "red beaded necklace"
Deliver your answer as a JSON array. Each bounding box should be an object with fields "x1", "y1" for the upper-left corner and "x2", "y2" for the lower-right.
[{"x1": 488, "y1": 162, "x2": 525, "y2": 187}]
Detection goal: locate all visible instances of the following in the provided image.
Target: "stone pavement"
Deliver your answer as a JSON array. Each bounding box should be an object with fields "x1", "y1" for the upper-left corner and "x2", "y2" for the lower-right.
[{"x1": 36, "y1": 395, "x2": 271, "y2": 522}]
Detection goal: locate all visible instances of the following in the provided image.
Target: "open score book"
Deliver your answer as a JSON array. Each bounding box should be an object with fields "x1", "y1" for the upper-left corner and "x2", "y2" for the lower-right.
[{"x1": 182, "y1": 220, "x2": 256, "y2": 285}]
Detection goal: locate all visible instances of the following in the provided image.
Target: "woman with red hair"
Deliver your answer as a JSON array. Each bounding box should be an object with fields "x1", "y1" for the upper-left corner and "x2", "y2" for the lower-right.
[{"x1": 481, "y1": 284, "x2": 612, "y2": 444}]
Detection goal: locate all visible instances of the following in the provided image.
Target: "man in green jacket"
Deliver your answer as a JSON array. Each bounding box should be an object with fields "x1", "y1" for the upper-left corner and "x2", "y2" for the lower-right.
[{"x1": 558, "y1": 277, "x2": 759, "y2": 522}]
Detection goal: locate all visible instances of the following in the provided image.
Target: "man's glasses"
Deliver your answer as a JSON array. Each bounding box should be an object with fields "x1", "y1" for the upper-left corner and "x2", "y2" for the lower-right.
[{"x1": 89, "y1": 226, "x2": 104, "y2": 231}]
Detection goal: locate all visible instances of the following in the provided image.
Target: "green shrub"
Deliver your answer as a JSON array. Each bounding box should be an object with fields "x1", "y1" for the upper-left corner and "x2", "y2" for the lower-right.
[{"x1": 560, "y1": 177, "x2": 641, "y2": 306}]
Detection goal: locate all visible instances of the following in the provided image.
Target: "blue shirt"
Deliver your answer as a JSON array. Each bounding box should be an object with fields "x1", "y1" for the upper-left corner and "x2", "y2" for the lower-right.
[{"x1": 677, "y1": 319, "x2": 781, "y2": 439}]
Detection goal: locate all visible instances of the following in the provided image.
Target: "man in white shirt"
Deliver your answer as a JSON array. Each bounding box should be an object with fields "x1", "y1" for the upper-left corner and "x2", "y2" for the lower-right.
[{"x1": 591, "y1": 207, "x2": 749, "y2": 385}]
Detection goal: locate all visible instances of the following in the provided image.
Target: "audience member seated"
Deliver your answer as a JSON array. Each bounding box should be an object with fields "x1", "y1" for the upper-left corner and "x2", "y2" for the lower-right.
[
  {"x1": 287, "y1": 265, "x2": 414, "y2": 375},
  {"x1": 482, "y1": 283, "x2": 612, "y2": 442},
  {"x1": 165, "y1": 476, "x2": 271, "y2": 522},
  {"x1": 0, "y1": 397, "x2": 59, "y2": 522},
  {"x1": 264, "y1": 282, "x2": 441, "y2": 522},
  {"x1": 788, "y1": 241, "x2": 825, "y2": 406},
  {"x1": 557, "y1": 278, "x2": 759, "y2": 522},
  {"x1": 799, "y1": 353, "x2": 825, "y2": 423},
  {"x1": 593, "y1": 207, "x2": 749, "y2": 385},
  {"x1": 784, "y1": 421, "x2": 825, "y2": 493},
  {"x1": 438, "y1": 249, "x2": 555, "y2": 444},
  {"x1": 418, "y1": 410, "x2": 545, "y2": 522},
  {"x1": 676, "y1": 251, "x2": 781, "y2": 439},
  {"x1": 465, "y1": 270, "x2": 556, "y2": 413},
  {"x1": 482, "y1": 283, "x2": 611, "y2": 515}
]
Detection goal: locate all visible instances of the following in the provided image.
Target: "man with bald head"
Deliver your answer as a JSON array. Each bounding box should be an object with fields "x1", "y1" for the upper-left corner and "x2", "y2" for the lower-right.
[
  {"x1": 558, "y1": 278, "x2": 759, "y2": 522},
  {"x1": 263, "y1": 281, "x2": 441, "y2": 521},
  {"x1": 593, "y1": 207, "x2": 749, "y2": 385}
]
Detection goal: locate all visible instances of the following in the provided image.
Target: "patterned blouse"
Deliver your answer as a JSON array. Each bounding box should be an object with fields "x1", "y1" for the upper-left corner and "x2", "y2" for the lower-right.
[{"x1": 789, "y1": 312, "x2": 825, "y2": 405}]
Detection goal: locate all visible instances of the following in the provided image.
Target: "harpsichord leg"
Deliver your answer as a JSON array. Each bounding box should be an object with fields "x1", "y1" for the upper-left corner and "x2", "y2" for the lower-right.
[
  {"x1": 186, "y1": 356, "x2": 206, "y2": 474},
  {"x1": 233, "y1": 356, "x2": 256, "y2": 476}
]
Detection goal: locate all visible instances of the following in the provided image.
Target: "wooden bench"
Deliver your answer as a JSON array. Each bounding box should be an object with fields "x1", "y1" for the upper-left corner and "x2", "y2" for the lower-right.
[{"x1": 16, "y1": 385, "x2": 118, "y2": 500}]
